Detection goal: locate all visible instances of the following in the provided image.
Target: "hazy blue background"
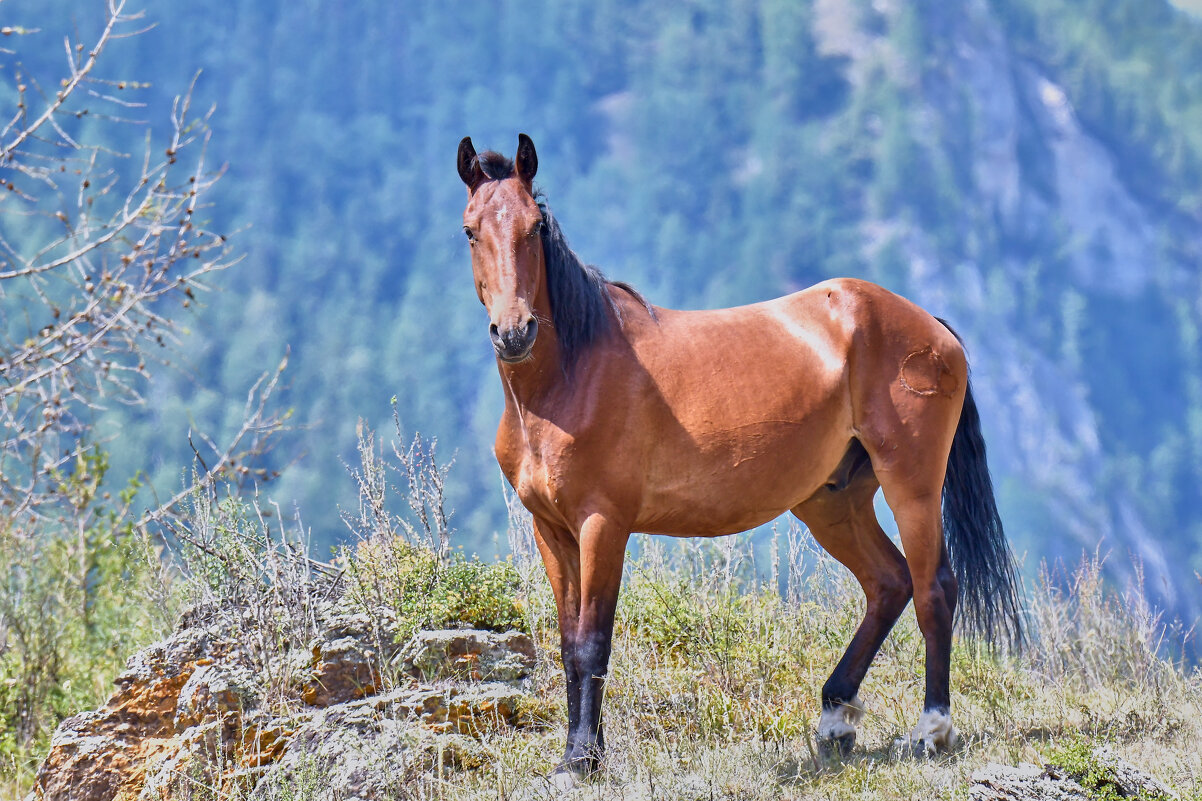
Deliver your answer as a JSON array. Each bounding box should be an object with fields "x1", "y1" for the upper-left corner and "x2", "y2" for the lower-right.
[{"x1": 4, "y1": 0, "x2": 1201, "y2": 625}]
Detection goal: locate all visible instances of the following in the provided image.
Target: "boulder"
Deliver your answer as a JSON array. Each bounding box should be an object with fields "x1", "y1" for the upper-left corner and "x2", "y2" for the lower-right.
[
  {"x1": 30, "y1": 623, "x2": 237, "y2": 801},
  {"x1": 175, "y1": 662, "x2": 262, "y2": 731},
  {"x1": 397, "y1": 629, "x2": 536, "y2": 684},
  {"x1": 247, "y1": 690, "x2": 501, "y2": 801},
  {"x1": 970, "y1": 747, "x2": 1178, "y2": 801},
  {"x1": 1088, "y1": 746, "x2": 1178, "y2": 800},
  {"x1": 31, "y1": 616, "x2": 538, "y2": 801},
  {"x1": 970, "y1": 763, "x2": 1091, "y2": 801},
  {"x1": 298, "y1": 606, "x2": 399, "y2": 707}
]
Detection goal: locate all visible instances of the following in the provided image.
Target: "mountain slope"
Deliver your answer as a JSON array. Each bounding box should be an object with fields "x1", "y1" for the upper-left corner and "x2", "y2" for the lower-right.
[{"x1": 3, "y1": 0, "x2": 1200, "y2": 626}]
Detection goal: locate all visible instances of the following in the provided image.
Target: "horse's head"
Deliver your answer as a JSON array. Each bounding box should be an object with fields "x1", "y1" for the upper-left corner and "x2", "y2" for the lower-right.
[{"x1": 457, "y1": 134, "x2": 544, "y2": 364}]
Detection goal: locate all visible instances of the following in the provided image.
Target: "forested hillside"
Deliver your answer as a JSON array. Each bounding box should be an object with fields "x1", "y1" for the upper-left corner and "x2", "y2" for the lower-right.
[{"x1": 4, "y1": 0, "x2": 1202, "y2": 623}]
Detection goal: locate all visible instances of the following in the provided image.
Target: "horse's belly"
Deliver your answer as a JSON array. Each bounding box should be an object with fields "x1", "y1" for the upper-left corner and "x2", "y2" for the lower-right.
[
  {"x1": 632, "y1": 419, "x2": 849, "y2": 536},
  {"x1": 636, "y1": 505, "x2": 787, "y2": 537}
]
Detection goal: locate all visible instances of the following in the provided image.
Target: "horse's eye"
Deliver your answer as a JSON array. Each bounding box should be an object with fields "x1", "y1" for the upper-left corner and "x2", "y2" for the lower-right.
[{"x1": 463, "y1": 226, "x2": 476, "y2": 243}]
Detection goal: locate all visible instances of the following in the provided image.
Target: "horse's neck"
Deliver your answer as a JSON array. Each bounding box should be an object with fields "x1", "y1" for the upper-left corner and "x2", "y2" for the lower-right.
[
  {"x1": 497, "y1": 317, "x2": 569, "y2": 412},
  {"x1": 498, "y1": 288, "x2": 637, "y2": 413},
  {"x1": 500, "y1": 351, "x2": 569, "y2": 420}
]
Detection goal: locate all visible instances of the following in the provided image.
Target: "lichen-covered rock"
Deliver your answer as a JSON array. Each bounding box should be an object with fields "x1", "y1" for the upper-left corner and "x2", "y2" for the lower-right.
[
  {"x1": 970, "y1": 748, "x2": 1179, "y2": 801},
  {"x1": 137, "y1": 721, "x2": 225, "y2": 801},
  {"x1": 299, "y1": 606, "x2": 399, "y2": 707},
  {"x1": 1088, "y1": 746, "x2": 1178, "y2": 800},
  {"x1": 245, "y1": 690, "x2": 504, "y2": 801},
  {"x1": 397, "y1": 629, "x2": 536, "y2": 684},
  {"x1": 30, "y1": 621, "x2": 238, "y2": 801},
  {"x1": 248, "y1": 698, "x2": 421, "y2": 801},
  {"x1": 176, "y1": 662, "x2": 262, "y2": 731},
  {"x1": 32, "y1": 620, "x2": 538, "y2": 801},
  {"x1": 388, "y1": 682, "x2": 535, "y2": 734},
  {"x1": 970, "y1": 763, "x2": 1091, "y2": 801},
  {"x1": 239, "y1": 710, "x2": 304, "y2": 769}
]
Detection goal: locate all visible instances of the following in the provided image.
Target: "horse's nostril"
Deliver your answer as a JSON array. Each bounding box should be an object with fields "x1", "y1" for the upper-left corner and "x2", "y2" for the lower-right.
[{"x1": 490, "y1": 317, "x2": 538, "y2": 361}]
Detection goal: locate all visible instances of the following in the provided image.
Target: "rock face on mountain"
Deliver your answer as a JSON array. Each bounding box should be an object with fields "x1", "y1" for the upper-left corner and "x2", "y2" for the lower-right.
[
  {"x1": 811, "y1": 0, "x2": 1202, "y2": 627},
  {"x1": 27, "y1": 609, "x2": 540, "y2": 801}
]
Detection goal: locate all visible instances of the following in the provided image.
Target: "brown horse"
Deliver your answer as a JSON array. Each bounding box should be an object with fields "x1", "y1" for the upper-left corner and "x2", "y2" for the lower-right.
[{"x1": 457, "y1": 134, "x2": 1023, "y2": 775}]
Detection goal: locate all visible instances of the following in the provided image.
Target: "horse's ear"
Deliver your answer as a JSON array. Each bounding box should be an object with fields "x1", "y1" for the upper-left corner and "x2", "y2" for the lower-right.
[
  {"x1": 516, "y1": 133, "x2": 538, "y2": 189},
  {"x1": 457, "y1": 136, "x2": 484, "y2": 193}
]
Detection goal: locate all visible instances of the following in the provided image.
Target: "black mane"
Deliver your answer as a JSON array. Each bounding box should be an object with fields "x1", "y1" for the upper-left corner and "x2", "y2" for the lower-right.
[{"x1": 535, "y1": 193, "x2": 652, "y2": 371}]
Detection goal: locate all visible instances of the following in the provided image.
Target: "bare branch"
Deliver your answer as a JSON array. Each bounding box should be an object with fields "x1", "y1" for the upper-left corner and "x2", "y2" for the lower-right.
[
  {"x1": 0, "y1": 7, "x2": 284, "y2": 536},
  {"x1": 138, "y1": 352, "x2": 293, "y2": 531},
  {"x1": 0, "y1": 0, "x2": 128, "y2": 159}
]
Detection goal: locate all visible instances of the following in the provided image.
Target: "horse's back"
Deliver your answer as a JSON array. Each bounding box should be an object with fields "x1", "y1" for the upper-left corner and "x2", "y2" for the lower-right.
[
  {"x1": 610, "y1": 278, "x2": 942, "y2": 535},
  {"x1": 633, "y1": 277, "x2": 962, "y2": 398},
  {"x1": 775, "y1": 278, "x2": 959, "y2": 352}
]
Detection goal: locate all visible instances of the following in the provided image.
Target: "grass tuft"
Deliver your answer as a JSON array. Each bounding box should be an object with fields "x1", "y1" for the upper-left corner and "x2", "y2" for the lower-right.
[{"x1": 4, "y1": 427, "x2": 1201, "y2": 799}]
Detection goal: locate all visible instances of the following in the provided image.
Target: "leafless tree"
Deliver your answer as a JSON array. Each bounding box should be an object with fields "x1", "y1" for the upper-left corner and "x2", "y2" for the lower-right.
[
  {"x1": 0, "y1": 0, "x2": 284, "y2": 532},
  {"x1": 0, "y1": 2, "x2": 294, "y2": 750}
]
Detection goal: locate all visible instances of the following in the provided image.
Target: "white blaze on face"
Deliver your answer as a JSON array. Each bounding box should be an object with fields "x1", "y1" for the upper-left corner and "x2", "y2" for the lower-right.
[{"x1": 496, "y1": 204, "x2": 508, "y2": 224}]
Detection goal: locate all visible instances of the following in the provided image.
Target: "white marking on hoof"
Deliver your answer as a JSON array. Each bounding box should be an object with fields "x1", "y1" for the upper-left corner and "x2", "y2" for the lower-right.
[
  {"x1": 817, "y1": 694, "x2": 863, "y2": 741},
  {"x1": 547, "y1": 771, "x2": 579, "y2": 793},
  {"x1": 896, "y1": 709, "x2": 958, "y2": 755}
]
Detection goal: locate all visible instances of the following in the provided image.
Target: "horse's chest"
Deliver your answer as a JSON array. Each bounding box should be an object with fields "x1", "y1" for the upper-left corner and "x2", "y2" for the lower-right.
[{"x1": 495, "y1": 417, "x2": 575, "y2": 521}]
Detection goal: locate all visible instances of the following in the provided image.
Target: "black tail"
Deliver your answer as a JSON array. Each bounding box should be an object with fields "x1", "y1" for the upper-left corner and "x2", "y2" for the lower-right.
[{"x1": 939, "y1": 324, "x2": 1025, "y2": 650}]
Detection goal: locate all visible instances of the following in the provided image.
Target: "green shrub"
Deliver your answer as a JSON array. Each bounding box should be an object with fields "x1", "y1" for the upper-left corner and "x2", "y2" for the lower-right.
[
  {"x1": 343, "y1": 537, "x2": 527, "y2": 642},
  {"x1": 0, "y1": 448, "x2": 174, "y2": 791},
  {"x1": 1046, "y1": 739, "x2": 1162, "y2": 801}
]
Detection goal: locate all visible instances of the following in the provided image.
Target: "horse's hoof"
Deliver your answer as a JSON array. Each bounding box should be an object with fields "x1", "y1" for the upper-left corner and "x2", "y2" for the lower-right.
[
  {"x1": 816, "y1": 695, "x2": 862, "y2": 761},
  {"x1": 547, "y1": 770, "x2": 580, "y2": 792},
  {"x1": 554, "y1": 752, "x2": 600, "y2": 780},
  {"x1": 894, "y1": 709, "x2": 958, "y2": 758},
  {"x1": 892, "y1": 734, "x2": 935, "y2": 758},
  {"x1": 818, "y1": 731, "x2": 856, "y2": 761}
]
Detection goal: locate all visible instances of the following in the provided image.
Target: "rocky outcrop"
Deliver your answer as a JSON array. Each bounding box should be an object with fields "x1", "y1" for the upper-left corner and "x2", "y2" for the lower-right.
[
  {"x1": 398, "y1": 629, "x2": 536, "y2": 684},
  {"x1": 298, "y1": 607, "x2": 398, "y2": 707},
  {"x1": 248, "y1": 684, "x2": 525, "y2": 801},
  {"x1": 970, "y1": 747, "x2": 1178, "y2": 801},
  {"x1": 32, "y1": 626, "x2": 230, "y2": 801},
  {"x1": 28, "y1": 607, "x2": 540, "y2": 801}
]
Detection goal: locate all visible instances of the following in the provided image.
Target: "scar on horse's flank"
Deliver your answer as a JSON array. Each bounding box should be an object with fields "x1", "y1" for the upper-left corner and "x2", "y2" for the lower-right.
[{"x1": 900, "y1": 346, "x2": 958, "y2": 397}]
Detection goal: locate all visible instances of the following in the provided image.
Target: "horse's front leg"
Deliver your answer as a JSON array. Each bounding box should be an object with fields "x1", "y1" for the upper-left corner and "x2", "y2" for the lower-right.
[
  {"x1": 530, "y1": 517, "x2": 583, "y2": 768},
  {"x1": 566, "y1": 512, "x2": 630, "y2": 774}
]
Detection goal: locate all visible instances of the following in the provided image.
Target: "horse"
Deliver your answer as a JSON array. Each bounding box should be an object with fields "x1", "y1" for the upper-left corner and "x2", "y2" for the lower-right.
[{"x1": 456, "y1": 133, "x2": 1023, "y2": 776}]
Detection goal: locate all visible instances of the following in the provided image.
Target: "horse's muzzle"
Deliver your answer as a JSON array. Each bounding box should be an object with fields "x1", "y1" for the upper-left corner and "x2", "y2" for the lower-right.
[{"x1": 490, "y1": 317, "x2": 538, "y2": 363}]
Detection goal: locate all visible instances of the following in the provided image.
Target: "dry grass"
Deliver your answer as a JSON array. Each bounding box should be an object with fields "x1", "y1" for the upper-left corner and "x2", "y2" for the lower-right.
[
  {"x1": 390, "y1": 520, "x2": 1202, "y2": 800},
  {"x1": 7, "y1": 424, "x2": 1201, "y2": 800}
]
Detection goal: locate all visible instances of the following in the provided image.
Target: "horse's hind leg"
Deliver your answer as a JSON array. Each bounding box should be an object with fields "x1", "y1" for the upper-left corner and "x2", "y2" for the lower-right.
[
  {"x1": 865, "y1": 415, "x2": 961, "y2": 753},
  {"x1": 792, "y1": 457, "x2": 912, "y2": 759},
  {"x1": 885, "y1": 486, "x2": 959, "y2": 753}
]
